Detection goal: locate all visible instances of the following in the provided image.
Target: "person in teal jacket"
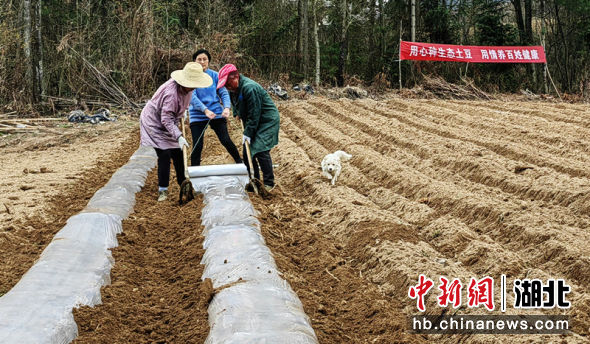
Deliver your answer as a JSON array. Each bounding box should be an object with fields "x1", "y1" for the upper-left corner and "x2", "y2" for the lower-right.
[
  {"x1": 188, "y1": 49, "x2": 242, "y2": 166},
  {"x1": 217, "y1": 64, "x2": 280, "y2": 191}
]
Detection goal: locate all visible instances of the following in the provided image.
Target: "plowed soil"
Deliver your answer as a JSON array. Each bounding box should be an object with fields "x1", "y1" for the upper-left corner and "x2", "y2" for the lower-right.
[{"x1": 1, "y1": 94, "x2": 589, "y2": 343}]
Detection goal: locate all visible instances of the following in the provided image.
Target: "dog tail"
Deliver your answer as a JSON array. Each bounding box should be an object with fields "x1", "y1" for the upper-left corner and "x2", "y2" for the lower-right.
[{"x1": 334, "y1": 150, "x2": 352, "y2": 161}]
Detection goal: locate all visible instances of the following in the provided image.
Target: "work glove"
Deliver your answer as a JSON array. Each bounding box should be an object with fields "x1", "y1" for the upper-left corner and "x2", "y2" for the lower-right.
[
  {"x1": 178, "y1": 136, "x2": 189, "y2": 150},
  {"x1": 242, "y1": 135, "x2": 251, "y2": 145},
  {"x1": 204, "y1": 109, "x2": 216, "y2": 119}
]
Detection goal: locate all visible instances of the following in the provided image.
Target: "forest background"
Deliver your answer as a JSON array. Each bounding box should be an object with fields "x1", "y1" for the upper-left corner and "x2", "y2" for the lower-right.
[{"x1": 1, "y1": 0, "x2": 589, "y2": 109}]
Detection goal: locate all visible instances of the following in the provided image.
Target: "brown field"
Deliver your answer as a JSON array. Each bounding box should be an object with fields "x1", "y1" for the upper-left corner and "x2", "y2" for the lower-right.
[{"x1": 1, "y1": 94, "x2": 589, "y2": 343}]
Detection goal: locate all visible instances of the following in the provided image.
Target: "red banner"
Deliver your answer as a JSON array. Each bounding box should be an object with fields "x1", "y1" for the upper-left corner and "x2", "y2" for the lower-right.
[{"x1": 400, "y1": 41, "x2": 546, "y2": 63}]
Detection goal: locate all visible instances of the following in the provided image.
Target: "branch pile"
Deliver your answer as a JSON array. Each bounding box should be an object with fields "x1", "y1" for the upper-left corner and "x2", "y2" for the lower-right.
[
  {"x1": 406, "y1": 75, "x2": 495, "y2": 100},
  {"x1": 57, "y1": 37, "x2": 141, "y2": 111},
  {"x1": 77, "y1": 54, "x2": 139, "y2": 110}
]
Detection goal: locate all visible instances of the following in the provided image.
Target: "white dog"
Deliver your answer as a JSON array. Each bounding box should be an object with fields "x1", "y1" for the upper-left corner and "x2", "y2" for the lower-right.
[{"x1": 321, "y1": 150, "x2": 352, "y2": 185}]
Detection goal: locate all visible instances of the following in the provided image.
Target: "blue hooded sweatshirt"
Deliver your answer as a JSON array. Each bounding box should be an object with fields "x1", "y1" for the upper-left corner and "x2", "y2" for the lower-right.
[{"x1": 188, "y1": 69, "x2": 231, "y2": 122}]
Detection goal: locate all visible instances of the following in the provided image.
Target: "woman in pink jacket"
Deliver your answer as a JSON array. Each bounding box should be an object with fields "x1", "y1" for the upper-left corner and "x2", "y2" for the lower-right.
[{"x1": 140, "y1": 62, "x2": 212, "y2": 201}]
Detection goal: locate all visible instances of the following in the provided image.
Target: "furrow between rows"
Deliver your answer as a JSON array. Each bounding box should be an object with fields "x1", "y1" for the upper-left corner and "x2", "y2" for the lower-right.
[
  {"x1": 467, "y1": 100, "x2": 590, "y2": 125},
  {"x1": 280, "y1": 103, "x2": 590, "y2": 291},
  {"x1": 308, "y1": 100, "x2": 590, "y2": 216},
  {"x1": 278, "y1": 103, "x2": 590, "y2": 340},
  {"x1": 419, "y1": 100, "x2": 590, "y2": 155},
  {"x1": 360, "y1": 99, "x2": 590, "y2": 179},
  {"x1": 278, "y1": 111, "x2": 434, "y2": 226},
  {"x1": 280, "y1": 111, "x2": 528, "y2": 279}
]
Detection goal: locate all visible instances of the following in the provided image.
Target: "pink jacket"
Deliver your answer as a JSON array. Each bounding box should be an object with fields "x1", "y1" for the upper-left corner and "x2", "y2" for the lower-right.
[{"x1": 139, "y1": 79, "x2": 192, "y2": 150}]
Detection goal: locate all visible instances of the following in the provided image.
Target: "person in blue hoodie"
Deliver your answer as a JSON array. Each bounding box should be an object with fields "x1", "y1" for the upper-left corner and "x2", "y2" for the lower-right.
[{"x1": 188, "y1": 49, "x2": 242, "y2": 166}]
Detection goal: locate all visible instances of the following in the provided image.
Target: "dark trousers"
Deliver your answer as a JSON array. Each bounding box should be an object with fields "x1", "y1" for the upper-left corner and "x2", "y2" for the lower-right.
[
  {"x1": 190, "y1": 118, "x2": 242, "y2": 166},
  {"x1": 244, "y1": 147, "x2": 274, "y2": 187},
  {"x1": 154, "y1": 148, "x2": 185, "y2": 188}
]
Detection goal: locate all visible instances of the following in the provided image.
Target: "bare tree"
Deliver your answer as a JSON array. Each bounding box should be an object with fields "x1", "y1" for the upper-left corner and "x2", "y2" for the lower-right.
[
  {"x1": 337, "y1": 0, "x2": 348, "y2": 86},
  {"x1": 524, "y1": 0, "x2": 532, "y2": 42},
  {"x1": 20, "y1": 0, "x2": 43, "y2": 103},
  {"x1": 541, "y1": 0, "x2": 548, "y2": 93},
  {"x1": 367, "y1": 0, "x2": 376, "y2": 77},
  {"x1": 379, "y1": 0, "x2": 385, "y2": 62},
  {"x1": 22, "y1": 0, "x2": 32, "y2": 99},
  {"x1": 411, "y1": 0, "x2": 416, "y2": 41},
  {"x1": 33, "y1": 0, "x2": 44, "y2": 99},
  {"x1": 313, "y1": 0, "x2": 320, "y2": 85},
  {"x1": 511, "y1": 0, "x2": 533, "y2": 44},
  {"x1": 298, "y1": 0, "x2": 310, "y2": 78},
  {"x1": 553, "y1": 0, "x2": 571, "y2": 90}
]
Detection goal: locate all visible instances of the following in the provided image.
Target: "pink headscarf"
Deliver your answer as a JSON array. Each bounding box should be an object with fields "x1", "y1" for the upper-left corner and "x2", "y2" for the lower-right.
[{"x1": 217, "y1": 64, "x2": 238, "y2": 90}]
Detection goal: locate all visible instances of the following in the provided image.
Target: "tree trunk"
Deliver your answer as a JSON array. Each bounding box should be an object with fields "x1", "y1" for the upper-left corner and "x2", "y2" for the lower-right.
[
  {"x1": 313, "y1": 0, "x2": 320, "y2": 86},
  {"x1": 22, "y1": 0, "x2": 42, "y2": 103},
  {"x1": 411, "y1": 0, "x2": 416, "y2": 41},
  {"x1": 337, "y1": 0, "x2": 348, "y2": 86},
  {"x1": 553, "y1": 0, "x2": 570, "y2": 91},
  {"x1": 524, "y1": 0, "x2": 532, "y2": 43},
  {"x1": 541, "y1": 0, "x2": 548, "y2": 93},
  {"x1": 511, "y1": 0, "x2": 526, "y2": 44},
  {"x1": 298, "y1": 0, "x2": 309, "y2": 78},
  {"x1": 367, "y1": 0, "x2": 376, "y2": 78},
  {"x1": 302, "y1": 0, "x2": 309, "y2": 79},
  {"x1": 529, "y1": 0, "x2": 535, "y2": 87},
  {"x1": 181, "y1": 0, "x2": 190, "y2": 29},
  {"x1": 32, "y1": 0, "x2": 44, "y2": 100},
  {"x1": 22, "y1": 0, "x2": 33, "y2": 102},
  {"x1": 461, "y1": 0, "x2": 470, "y2": 44},
  {"x1": 205, "y1": 0, "x2": 212, "y2": 37},
  {"x1": 297, "y1": 0, "x2": 303, "y2": 75},
  {"x1": 379, "y1": 0, "x2": 385, "y2": 63}
]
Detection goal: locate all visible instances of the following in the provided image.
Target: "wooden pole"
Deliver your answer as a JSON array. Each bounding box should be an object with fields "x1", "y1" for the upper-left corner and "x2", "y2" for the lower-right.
[
  {"x1": 542, "y1": 35, "x2": 548, "y2": 93},
  {"x1": 399, "y1": 20, "x2": 402, "y2": 91},
  {"x1": 411, "y1": 0, "x2": 416, "y2": 42},
  {"x1": 546, "y1": 64, "x2": 563, "y2": 101},
  {"x1": 313, "y1": 0, "x2": 320, "y2": 86}
]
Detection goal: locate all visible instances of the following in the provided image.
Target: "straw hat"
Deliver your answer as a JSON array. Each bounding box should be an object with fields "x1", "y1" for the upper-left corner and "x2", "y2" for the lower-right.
[{"x1": 171, "y1": 62, "x2": 213, "y2": 88}]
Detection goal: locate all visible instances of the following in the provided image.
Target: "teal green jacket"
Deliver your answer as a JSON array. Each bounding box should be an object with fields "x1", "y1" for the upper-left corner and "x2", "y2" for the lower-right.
[{"x1": 231, "y1": 75, "x2": 280, "y2": 156}]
